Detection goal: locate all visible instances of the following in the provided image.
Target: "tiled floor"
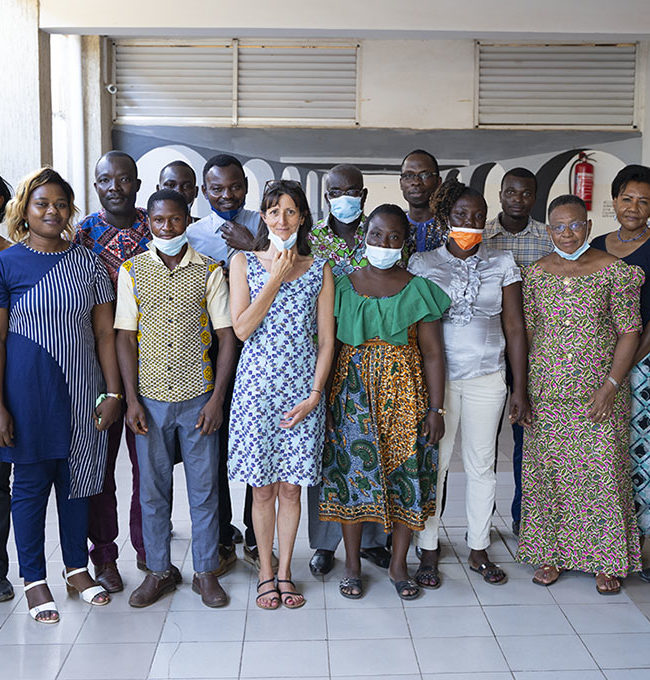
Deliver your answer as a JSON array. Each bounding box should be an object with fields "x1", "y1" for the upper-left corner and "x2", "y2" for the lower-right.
[{"x1": 2, "y1": 430, "x2": 650, "y2": 679}]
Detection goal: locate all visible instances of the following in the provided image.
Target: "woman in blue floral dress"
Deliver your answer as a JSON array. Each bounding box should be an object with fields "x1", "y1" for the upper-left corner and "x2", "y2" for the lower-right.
[{"x1": 229, "y1": 180, "x2": 335, "y2": 610}]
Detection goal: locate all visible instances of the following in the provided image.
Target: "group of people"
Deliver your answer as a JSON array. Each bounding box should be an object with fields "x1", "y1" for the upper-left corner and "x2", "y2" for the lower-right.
[{"x1": 0, "y1": 147, "x2": 649, "y2": 624}]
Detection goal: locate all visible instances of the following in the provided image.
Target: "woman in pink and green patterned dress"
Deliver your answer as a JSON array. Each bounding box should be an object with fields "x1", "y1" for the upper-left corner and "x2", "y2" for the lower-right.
[{"x1": 517, "y1": 194, "x2": 643, "y2": 595}]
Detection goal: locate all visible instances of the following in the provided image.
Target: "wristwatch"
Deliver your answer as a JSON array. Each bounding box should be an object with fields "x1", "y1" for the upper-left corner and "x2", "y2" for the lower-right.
[{"x1": 428, "y1": 406, "x2": 447, "y2": 416}]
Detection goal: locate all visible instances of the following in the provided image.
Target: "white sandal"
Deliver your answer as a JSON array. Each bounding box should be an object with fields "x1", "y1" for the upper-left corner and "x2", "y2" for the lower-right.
[
  {"x1": 25, "y1": 580, "x2": 59, "y2": 624},
  {"x1": 63, "y1": 567, "x2": 110, "y2": 605}
]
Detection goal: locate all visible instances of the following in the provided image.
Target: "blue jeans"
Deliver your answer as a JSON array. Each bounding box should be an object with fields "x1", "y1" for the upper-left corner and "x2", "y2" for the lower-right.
[
  {"x1": 12, "y1": 459, "x2": 89, "y2": 581},
  {"x1": 136, "y1": 393, "x2": 220, "y2": 573}
]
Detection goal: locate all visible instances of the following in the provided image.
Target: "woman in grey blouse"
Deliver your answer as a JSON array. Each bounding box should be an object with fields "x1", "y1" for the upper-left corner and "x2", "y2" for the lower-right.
[{"x1": 408, "y1": 179, "x2": 531, "y2": 589}]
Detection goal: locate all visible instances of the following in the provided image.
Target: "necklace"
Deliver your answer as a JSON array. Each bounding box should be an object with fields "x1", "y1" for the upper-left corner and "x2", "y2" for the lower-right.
[{"x1": 617, "y1": 224, "x2": 649, "y2": 243}]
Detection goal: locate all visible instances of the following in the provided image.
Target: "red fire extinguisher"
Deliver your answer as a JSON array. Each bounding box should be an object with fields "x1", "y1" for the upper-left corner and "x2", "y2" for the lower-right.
[{"x1": 569, "y1": 152, "x2": 595, "y2": 211}]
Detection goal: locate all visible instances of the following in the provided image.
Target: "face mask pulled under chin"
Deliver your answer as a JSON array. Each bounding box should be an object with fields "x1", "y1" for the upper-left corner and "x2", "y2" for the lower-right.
[
  {"x1": 448, "y1": 227, "x2": 483, "y2": 251},
  {"x1": 152, "y1": 232, "x2": 188, "y2": 256},
  {"x1": 364, "y1": 242, "x2": 402, "y2": 269},
  {"x1": 553, "y1": 234, "x2": 590, "y2": 261},
  {"x1": 268, "y1": 229, "x2": 298, "y2": 251}
]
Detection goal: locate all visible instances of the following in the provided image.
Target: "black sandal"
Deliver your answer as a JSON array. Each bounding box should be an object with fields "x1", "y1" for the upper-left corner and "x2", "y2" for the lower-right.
[
  {"x1": 255, "y1": 578, "x2": 280, "y2": 610},
  {"x1": 276, "y1": 579, "x2": 306, "y2": 609},
  {"x1": 469, "y1": 561, "x2": 508, "y2": 585},
  {"x1": 414, "y1": 563, "x2": 441, "y2": 589},
  {"x1": 339, "y1": 577, "x2": 363, "y2": 599},
  {"x1": 390, "y1": 577, "x2": 420, "y2": 600}
]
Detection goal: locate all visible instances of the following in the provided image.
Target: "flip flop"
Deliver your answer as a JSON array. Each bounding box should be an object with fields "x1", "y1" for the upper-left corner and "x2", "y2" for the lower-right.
[{"x1": 390, "y1": 577, "x2": 420, "y2": 600}]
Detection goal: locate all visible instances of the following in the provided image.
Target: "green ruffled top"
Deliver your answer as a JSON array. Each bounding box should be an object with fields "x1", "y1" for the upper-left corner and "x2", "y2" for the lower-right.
[{"x1": 334, "y1": 275, "x2": 451, "y2": 347}]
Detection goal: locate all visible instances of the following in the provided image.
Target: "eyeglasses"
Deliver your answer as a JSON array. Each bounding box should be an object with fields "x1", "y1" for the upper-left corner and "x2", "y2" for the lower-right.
[
  {"x1": 399, "y1": 171, "x2": 438, "y2": 183},
  {"x1": 264, "y1": 179, "x2": 303, "y2": 191},
  {"x1": 549, "y1": 221, "x2": 587, "y2": 234},
  {"x1": 326, "y1": 188, "x2": 364, "y2": 199}
]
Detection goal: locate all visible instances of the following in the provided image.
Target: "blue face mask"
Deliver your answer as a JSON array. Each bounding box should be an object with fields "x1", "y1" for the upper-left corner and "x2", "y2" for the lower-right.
[
  {"x1": 152, "y1": 232, "x2": 188, "y2": 256},
  {"x1": 554, "y1": 235, "x2": 590, "y2": 261},
  {"x1": 211, "y1": 205, "x2": 241, "y2": 221},
  {"x1": 268, "y1": 229, "x2": 298, "y2": 251},
  {"x1": 329, "y1": 195, "x2": 363, "y2": 224}
]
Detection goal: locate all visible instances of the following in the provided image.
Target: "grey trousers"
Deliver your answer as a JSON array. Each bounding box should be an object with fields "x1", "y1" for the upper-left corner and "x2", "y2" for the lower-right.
[
  {"x1": 307, "y1": 485, "x2": 387, "y2": 552},
  {"x1": 136, "y1": 393, "x2": 220, "y2": 573}
]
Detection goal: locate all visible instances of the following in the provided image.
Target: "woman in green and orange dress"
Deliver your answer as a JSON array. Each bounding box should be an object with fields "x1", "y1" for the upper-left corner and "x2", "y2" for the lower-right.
[{"x1": 319, "y1": 204, "x2": 450, "y2": 600}]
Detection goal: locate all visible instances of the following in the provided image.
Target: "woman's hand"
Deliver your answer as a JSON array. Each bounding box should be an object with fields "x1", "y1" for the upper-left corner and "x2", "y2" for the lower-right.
[
  {"x1": 280, "y1": 392, "x2": 320, "y2": 429},
  {"x1": 509, "y1": 389, "x2": 532, "y2": 427},
  {"x1": 0, "y1": 405, "x2": 14, "y2": 447},
  {"x1": 269, "y1": 248, "x2": 296, "y2": 284},
  {"x1": 93, "y1": 396, "x2": 122, "y2": 432},
  {"x1": 125, "y1": 400, "x2": 149, "y2": 435},
  {"x1": 586, "y1": 382, "x2": 617, "y2": 423},
  {"x1": 422, "y1": 411, "x2": 445, "y2": 445}
]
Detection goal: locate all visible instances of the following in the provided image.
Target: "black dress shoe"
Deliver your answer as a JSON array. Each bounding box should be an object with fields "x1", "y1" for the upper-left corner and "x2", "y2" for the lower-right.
[
  {"x1": 309, "y1": 549, "x2": 335, "y2": 576},
  {"x1": 360, "y1": 546, "x2": 391, "y2": 569},
  {"x1": 512, "y1": 520, "x2": 520, "y2": 537},
  {"x1": 0, "y1": 577, "x2": 14, "y2": 602},
  {"x1": 231, "y1": 525, "x2": 244, "y2": 544}
]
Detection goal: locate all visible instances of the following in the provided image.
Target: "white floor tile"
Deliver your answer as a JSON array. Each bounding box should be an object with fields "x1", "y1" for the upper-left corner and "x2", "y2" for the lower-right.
[
  {"x1": 245, "y1": 607, "x2": 327, "y2": 641},
  {"x1": 0, "y1": 643, "x2": 70, "y2": 679},
  {"x1": 422, "y1": 674, "x2": 514, "y2": 680},
  {"x1": 484, "y1": 604, "x2": 574, "y2": 636},
  {"x1": 550, "y1": 575, "x2": 632, "y2": 605},
  {"x1": 169, "y1": 580, "x2": 250, "y2": 611},
  {"x1": 327, "y1": 606, "x2": 410, "y2": 639},
  {"x1": 561, "y1": 604, "x2": 650, "y2": 634},
  {"x1": 604, "y1": 671, "x2": 650, "y2": 679},
  {"x1": 77, "y1": 610, "x2": 165, "y2": 644},
  {"x1": 240, "y1": 640, "x2": 328, "y2": 677},
  {"x1": 471, "y1": 577, "x2": 556, "y2": 606},
  {"x1": 0, "y1": 610, "x2": 87, "y2": 644},
  {"x1": 329, "y1": 637, "x2": 419, "y2": 676},
  {"x1": 413, "y1": 636, "x2": 509, "y2": 673},
  {"x1": 403, "y1": 577, "x2": 480, "y2": 608},
  {"x1": 406, "y1": 605, "x2": 492, "y2": 637},
  {"x1": 160, "y1": 609, "x2": 246, "y2": 642},
  {"x1": 498, "y1": 634, "x2": 597, "y2": 671},
  {"x1": 149, "y1": 641, "x2": 242, "y2": 678},
  {"x1": 581, "y1": 633, "x2": 650, "y2": 669},
  {"x1": 58, "y1": 642, "x2": 157, "y2": 679},
  {"x1": 514, "y1": 672, "x2": 605, "y2": 679},
  {"x1": 324, "y1": 575, "x2": 403, "y2": 609}
]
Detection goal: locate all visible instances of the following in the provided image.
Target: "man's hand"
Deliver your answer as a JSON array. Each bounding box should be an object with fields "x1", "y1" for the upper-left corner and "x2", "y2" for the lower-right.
[{"x1": 222, "y1": 221, "x2": 256, "y2": 251}]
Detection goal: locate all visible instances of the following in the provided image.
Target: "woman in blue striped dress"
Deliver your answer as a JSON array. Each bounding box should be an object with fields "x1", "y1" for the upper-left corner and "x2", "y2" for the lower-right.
[{"x1": 0, "y1": 169, "x2": 122, "y2": 623}]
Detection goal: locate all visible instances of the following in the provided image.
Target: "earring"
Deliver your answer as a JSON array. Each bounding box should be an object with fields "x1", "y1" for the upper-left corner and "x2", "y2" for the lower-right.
[{"x1": 24, "y1": 220, "x2": 29, "y2": 230}]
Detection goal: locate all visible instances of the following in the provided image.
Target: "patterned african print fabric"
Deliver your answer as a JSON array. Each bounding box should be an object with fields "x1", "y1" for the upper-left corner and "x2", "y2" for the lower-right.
[
  {"x1": 405, "y1": 215, "x2": 447, "y2": 258},
  {"x1": 630, "y1": 352, "x2": 650, "y2": 535},
  {"x1": 309, "y1": 216, "x2": 368, "y2": 276},
  {"x1": 0, "y1": 243, "x2": 114, "y2": 498},
  {"x1": 114, "y1": 243, "x2": 231, "y2": 403},
  {"x1": 74, "y1": 209, "x2": 150, "y2": 289},
  {"x1": 228, "y1": 252, "x2": 327, "y2": 487},
  {"x1": 517, "y1": 261, "x2": 644, "y2": 577},
  {"x1": 319, "y1": 276, "x2": 449, "y2": 531}
]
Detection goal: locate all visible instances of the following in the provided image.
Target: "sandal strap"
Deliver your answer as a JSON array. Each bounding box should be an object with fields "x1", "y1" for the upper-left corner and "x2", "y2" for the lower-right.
[
  {"x1": 256, "y1": 578, "x2": 276, "y2": 590},
  {"x1": 29, "y1": 601, "x2": 57, "y2": 616},
  {"x1": 256, "y1": 589, "x2": 279, "y2": 601},
  {"x1": 78, "y1": 584, "x2": 107, "y2": 604},
  {"x1": 276, "y1": 579, "x2": 296, "y2": 586},
  {"x1": 65, "y1": 567, "x2": 89, "y2": 579},
  {"x1": 339, "y1": 577, "x2": 362, "y2": 587},
  {"x1": 24, "y1": 579, "x2": 48, "y2": 593}
]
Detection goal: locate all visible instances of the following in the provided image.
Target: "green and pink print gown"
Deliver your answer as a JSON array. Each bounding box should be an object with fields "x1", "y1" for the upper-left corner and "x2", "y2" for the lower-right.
[{"x1": 517, "y1": 260, "x2": 644, "y2": 577}]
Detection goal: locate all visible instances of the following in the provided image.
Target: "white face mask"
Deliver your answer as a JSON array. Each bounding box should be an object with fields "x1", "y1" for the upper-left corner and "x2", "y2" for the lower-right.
[
  {"x1": 365, "y1": 241, "x2": 402, "y2": 269},
  {"x1": 152, "y1": 232, "x2": 188, "y2": 256},
  {"x1": 554, "y1": 234, "x2": 590, "y2": 261},
  {"x1": 268, "y1": 229, "x2": 298, "y2": 251}
]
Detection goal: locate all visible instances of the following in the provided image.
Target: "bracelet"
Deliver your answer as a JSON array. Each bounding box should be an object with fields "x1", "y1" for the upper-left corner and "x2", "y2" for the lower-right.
[
  {"x1": 428, "y1": 406, "x2": 446, "y2": 416},
  {"x1": 95, "y1": 393, "x2": 123, "y2": 409},
  {"x1": 606, "y1": 376, "x2": 620, "y2": 391},
  {"x1": 311, "y1": 389, "x2": 322, "y2": 395}
]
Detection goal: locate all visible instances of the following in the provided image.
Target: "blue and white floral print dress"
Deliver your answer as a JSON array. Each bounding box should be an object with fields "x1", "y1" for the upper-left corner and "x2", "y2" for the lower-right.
[{"x1": 228, "y1": 252, "x2": 326, "y2": 487}]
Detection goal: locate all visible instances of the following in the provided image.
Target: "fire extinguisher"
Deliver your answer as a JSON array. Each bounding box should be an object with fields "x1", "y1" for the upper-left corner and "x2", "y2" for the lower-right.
[{"x1": 569, "y1": 152, "x2": 596, "y2": 211}]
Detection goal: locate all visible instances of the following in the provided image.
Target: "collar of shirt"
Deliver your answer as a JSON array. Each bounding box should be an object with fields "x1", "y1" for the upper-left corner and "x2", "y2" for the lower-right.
[
  {"x1": 485, "y1": 214, "x2": 544, "y2": 239},
  {"x1": 146, "y1": 240, "x2": 204, "y2": 268},
  {"x1": 97, "y1": 207, "x2": 149, "y2": 233},
  {"x1": 438, "y1": 241, "x2": 489, "y2": 264},
  {"x1": 325, "y1": 214, "x2": 366, "y2": 248}
]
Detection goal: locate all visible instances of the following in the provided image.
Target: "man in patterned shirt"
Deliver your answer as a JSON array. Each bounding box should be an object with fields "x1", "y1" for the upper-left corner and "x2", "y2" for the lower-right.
[
  {"x1": 400, "y1": 150, "x2": 446, "y2": 257},
  {"x1": 75, "y1": 151, "x2": 151, "y2": 594},
  {"x1": 484, "y1": 167, "x2": 553, "y2": 536},
  {"x1": 307, "y1": 164, "x2": 391, "y2": 577}
]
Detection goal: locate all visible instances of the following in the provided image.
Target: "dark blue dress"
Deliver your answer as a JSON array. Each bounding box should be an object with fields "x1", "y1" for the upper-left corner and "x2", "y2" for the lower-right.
[{"x1": 0, "y1": 243, "x2": 114, "y2": 498}]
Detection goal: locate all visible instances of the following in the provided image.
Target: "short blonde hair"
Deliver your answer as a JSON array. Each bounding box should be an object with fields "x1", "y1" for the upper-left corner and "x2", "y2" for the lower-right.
[{"x1": 5, "y1": 167, "x2": 78, "y2": 242}]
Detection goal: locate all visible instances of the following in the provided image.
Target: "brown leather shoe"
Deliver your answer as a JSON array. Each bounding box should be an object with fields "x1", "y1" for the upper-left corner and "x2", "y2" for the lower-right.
[
  {"x1": 136, "y1": 561, "x2": 183, "y2": 585},
  {"x1": 94, "y1": 562, "x2": 124, "y2": 593},
  {"x1": 214, "y1": 544, "x2": 237, "y2": 577},
  {"x1": 128, "y1": 571, "x2": 176, "y2": 608},
  {"x1": 192, "y1": 572, "x2": 228, "y2": 608}
]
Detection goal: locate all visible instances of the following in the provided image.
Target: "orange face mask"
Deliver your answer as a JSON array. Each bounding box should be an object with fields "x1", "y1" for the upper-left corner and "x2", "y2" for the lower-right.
[{"x1": 449, "y1": 227, "x2": 483, "y2": 250}]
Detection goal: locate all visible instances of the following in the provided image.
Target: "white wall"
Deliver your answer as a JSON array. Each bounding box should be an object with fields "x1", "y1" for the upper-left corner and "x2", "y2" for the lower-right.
[{"x1": 359, "y1": 40, "x2": 474, "y2": 129}]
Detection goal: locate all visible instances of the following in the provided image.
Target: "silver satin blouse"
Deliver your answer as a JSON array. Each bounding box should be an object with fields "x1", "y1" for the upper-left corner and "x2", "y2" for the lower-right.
[{"x1": 408, "y1": 244, "x2": 521, "y2": 381}]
